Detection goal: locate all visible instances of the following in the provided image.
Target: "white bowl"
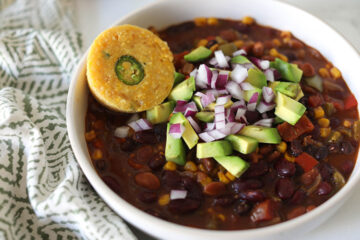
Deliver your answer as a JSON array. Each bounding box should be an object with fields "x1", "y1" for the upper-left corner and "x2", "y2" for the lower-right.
[{"x1": 66, "y1": 0, "x2": 360, "y2": 239}]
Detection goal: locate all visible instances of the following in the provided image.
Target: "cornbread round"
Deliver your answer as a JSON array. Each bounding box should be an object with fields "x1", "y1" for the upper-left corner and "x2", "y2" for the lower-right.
[{"x1": 86, "y1": 24, "x2": 174, "y2": 112}]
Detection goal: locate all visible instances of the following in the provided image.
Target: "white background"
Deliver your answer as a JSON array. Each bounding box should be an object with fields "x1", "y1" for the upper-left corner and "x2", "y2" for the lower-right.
[{"x1": 75, "y1": 1, "x2": 360, "y2": 239}]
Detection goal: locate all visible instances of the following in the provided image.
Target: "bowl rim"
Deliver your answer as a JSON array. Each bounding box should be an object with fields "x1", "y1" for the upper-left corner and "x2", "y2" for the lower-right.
[{"x1": 66, "y1": 0, "x2": 360, "y2": 238}]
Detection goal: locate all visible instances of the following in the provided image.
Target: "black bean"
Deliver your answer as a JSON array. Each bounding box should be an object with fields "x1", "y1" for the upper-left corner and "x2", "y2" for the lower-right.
[
  {"x1": 102, "y1": 176, "x2": 121, "y2": 194},
  {"x1": 340, "y1": 141, "x2": 354, "y2": 155},
  {"x1": 148, "y1": 155, "x2": 166, "y2": 170},
  {"x1": 234, "y1": 200, "x2": 251, "y2": 215},
  {"x1": 305, "y1": 145, "x2": 316, "y2": 156},
  {"x1": 243, "y1": 161, "x2": 268, "y2": 178},
  {"x1": 314, "y1": 146, "x2": 328, "y2": 160},
  {"x1": 341, "y1": 160, "x2": 355, "y2": 175},
  {"x1": 133, "y1": 130, "x2": 157, "y2": 144},
  {"x1": 317, "y1": 181, "x2": 332, "y2": 196},
  {"x1": 234, "y1": 22, "x2": 250, "y2": 33},
  {"x1": 213, "y1": 195, "x2": 235, "y2": 207},
  {"x1": 231, "y1": 179, "x2": 263, "y2": 193},
  {"x1": 276, "y1": 178, "x2": 295, "y2": 200},
  {"x1": 275, "y1": 159, "x2": 296, "y2": 177},
  {"x1": 153, "y1": 123, "x2": 167, "y2": 142},
  {"x1": 290, "y1": 189, "x2": 306, "y2": 205},
  {"x1": 120, "y1": 138, "x2": 137, "y2": 152},
  {"x1": 161, "y1": 170, "x2": 182, "y2": 190},
  {"x1": 138, "y1": 191, "x2": 157, "y2": 203},
  {"x1": 168, "y1": 199, "x2": 200, "y2": 214},
  {"x1": 95, "y1": 159, "x2": 106, "y2": 171},
  {"x1": 245, "y1": 111, "x2": 261, "y2": 124},
  {"x1": 330, "y1": 117, "x2": 341, "y2": 128},
  {"x1": 238, "y1": 190, "x2": 265, "y2": 202},
  {"x1": 328, "y1": 142, "x2": 340, "y2": 153},
  {"x1": 182, "y1": 176, "x2": 203, "y2": 200},
  {"x1": 286, "y1": 52, "x2": 297, "y2": 61},
  {"x1": 318, "y1": 162, "x2": 334, "y2": 183},
  {"x1": 289, "y1": 139, "x2": 303, "y2": 157}
]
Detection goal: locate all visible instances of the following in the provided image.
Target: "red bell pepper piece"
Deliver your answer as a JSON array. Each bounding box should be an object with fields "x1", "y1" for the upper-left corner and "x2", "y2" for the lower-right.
[
  {"x1": 295, "y1": 152, "x2": 318, "y2": 172},
  {"x1": 344, "y1": 94, "x2": 358, "y2": 110}
]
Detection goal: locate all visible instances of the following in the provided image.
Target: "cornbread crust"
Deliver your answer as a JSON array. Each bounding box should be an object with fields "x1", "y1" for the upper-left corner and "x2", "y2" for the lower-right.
[{"x1": 86, "y1": 24, "x2": 174, "y2": 112}]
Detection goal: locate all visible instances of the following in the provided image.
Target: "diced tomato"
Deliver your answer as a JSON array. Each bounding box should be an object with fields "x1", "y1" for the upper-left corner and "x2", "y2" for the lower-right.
[
  {"x1": 277, "y1": 115, "x2": 314, "y2": 142},
  {"x1": 344, "y1": 94, "x2": 358, "y2": 110},
  {"x1": 250, "y1": 200, "x2": 275, "y2": 223},
  {"x1": 173, "y1": 51, "x2": 190, "y2": 69},
  {"x1": 295, "y1": 152, "x2": 319, "y2": 172},
  {"x1": 324, "y1": 95, "x2": 344, "y2": 111},
  {"x1": 307, "y1": 94, "x2": 324, "y2": 108}
]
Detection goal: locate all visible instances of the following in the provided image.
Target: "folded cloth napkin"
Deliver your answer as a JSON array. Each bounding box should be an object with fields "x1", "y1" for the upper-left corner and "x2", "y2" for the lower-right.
[{"x1": 0, "y1": 0, "x2": 136, "y2": 239}]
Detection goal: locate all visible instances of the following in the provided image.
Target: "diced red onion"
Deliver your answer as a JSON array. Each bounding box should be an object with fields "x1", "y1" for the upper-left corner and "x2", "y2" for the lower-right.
[
  {"x1": 187, "y1": 116, "x2": 201, "y2": 133},
  {"x1": 216, "y1": 120, "x2": 226, "y2": 129},
  {"x1": 254, "y1": 118, "x2": 274, "y2": 127},
  {"x1": 225, "y1": 81, "x2": 243, "y2": 100},
  {"x1": 199, "y1": 132, "x2": 215, "y2": 142},
  {"x1": 219, "y1": 122, "x2": 235, "y2": 135},
  {"x1": 114, "y1": 126, "x2": 130, "y2": 138},
  {"x1": 208, "y1": 129, "x2": 227, "y2": 140},
  {"x1": 214, "y1": 50, "x2": 229, "y2": 68},
  {"x1": 241, "y1": 63, "x2": 255, "y2": 70},
  {"x1": 262, "y1": 86, "x2": 275, "y2": 103},
  {"x1": 184, "y1": 109, "x2": 197, "y2": 117},
  {"x1": 128, "y1": 121, "x2": 141, "y2": 132},
  {"x1": 195, "y1": 92, "x2": 206, "y2": 98},
  {"x1": 210, "y1": 70, "x2": 219, "y2": 89},
  {"x1": 240, "y1": 82, "x2": 255, "y2": 91},
  {"x1": 231, "y1": 122, "x2": 245, "y2": 134},
  {"x1": 205, "y1": 89, "x2": 229, "y2": 97},
  {"x1": 230, "y1": 64, "x2": 248, "y2": 84},
  {"x1": 235, "y1": 108, "x2": 246, "y2": 121},
  {"x1": 226, "y1": 108, "x2": 235, "y2": 123},
  {"x1": 262, "y1": 113, "x2": 269, "y2": 119},
  {"x1": 169, "y1": 123, "x2": 185, "y2": 139},
  {"x1": 209, "y1": 57, "x2": 218, "y2": 66},
  {"x1": 128, "y1": 118, "x2": 152, "y2": 132},
  {"x1": 259, "y1": 60, "x2": 270, "y2": 70},
  {"x1": 216, "y1": 95, "x2": 231, "y2": 105},
  {"x1": 231, "y1": 100, "x2": 246, "y2": 110},
  {"x1": 214, "y1": 105, "x2": 225, "y2": 114},
  {"x1": 204, "y1": 122, "x2": 215, "y2": 131},
  {"x1": 264, "y1": 68, "x2": 275, "y2": 82},
  {"x1": 232, "y1": 49, "x2": 247, "y2": 57},
  {"x1": 216, "y1": 71, "x2": 229, "y2": 89},
  {"x1": 190, "y1": 69, "x2": 197, "y2": 78},
  {"x1": 170, "y1": 190, "x2": 187, "y2": 200},
  {"x1": 256, "y1": 101, "x2": 276, "y2": 113},
  {"x1": 173, "y1": 100, "x2": 188, "y2": 113},
  {"x1": 247, "y1": 92, "x2": 259, "y2": 111},
  {"x1": 215, "y1": 112, "x2": 226, "y2": 122},
  {"x1": 196, "y1": 64, "x2": 212, "y2": 89}
]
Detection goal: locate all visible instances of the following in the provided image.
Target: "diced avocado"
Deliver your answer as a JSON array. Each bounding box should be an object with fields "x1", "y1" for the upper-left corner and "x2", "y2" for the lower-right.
[
  {"x1": 214, "y1": 156, "x2": 249, "y2": 178},
  {"x1": 269, "y1": 81, "x2": 281, "y2": 91},
  {"x1": 196, "y1": 140, "x2": 233, "y2": 158},
  {"x1": 193, "y1": 96, "x2": 204, "y2": 111},
  {"x1": 304, "y1": 75, "x2": 323, "y2": 92},
  {"x1": 184, "y1": 46, "x2": 212, "y2": 62},
  {"x1": 146, "y1": 101, "x2": 175, "y2": 124},
  {"x1": 244, "y1": 88, "x2": 262, "y2": 103},
  {"x1": 240, "y1": 125, "x2": 281, "y2": 144},
  {"x1": 168, "y1": 76, "x2": 195, "y2": 101},
  {"x1": 275, "y1": 82, "x2": 301, "y2": 98},
  {"x1": 275, "y1": 92, "x2": 306, "y2": 125},
  {"x1": 195, "y1": 111, "x2": 214, "y2": 122},
  {"x1": 174, "y1": 72, "x2": 185, "y2": 86},
  {"x1": 205, "y1": 99, "x2": 233, "y2": 110},
  {"x1": 165, "y1": 123, "x2": 186, "y2": 165},
  {"x1": 170, "y1": 112, "x2": 198, "y2": 149},
  {"x1": 218, "y1": 43, "x2": 237, "y2": 56},
  {"x1": 231, "y1": 55, "x2": 251, "y2": 64},
  {"x1": 246, "y1": 68, "x2": 267, "y2": 88},
  {"x1": 294, "y1": 88, "x2": 304, "y2": 101},
  {"x1": 226, "y1": 134, "x2": 258, "y2": 154},
  {"x1": 270, "y1": 58, "x2": 302, "y2": 83}
]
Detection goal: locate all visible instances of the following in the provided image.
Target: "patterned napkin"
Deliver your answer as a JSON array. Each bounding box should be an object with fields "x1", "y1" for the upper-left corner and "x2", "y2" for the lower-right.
[{"x1": 0, "y1": 0, "x2": 136, "y2": 239}]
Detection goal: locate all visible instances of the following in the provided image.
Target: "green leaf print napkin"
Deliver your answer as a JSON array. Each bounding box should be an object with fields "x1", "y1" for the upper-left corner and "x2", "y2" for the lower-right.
[{"x1": 0, "y1": 0, "x2": 136, "y2": 239}]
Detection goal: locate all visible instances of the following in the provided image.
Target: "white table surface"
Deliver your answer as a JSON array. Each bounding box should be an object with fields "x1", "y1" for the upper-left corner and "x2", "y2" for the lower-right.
[{"x1": 75, "y1": 1, "x2": 360, "y2": 239}]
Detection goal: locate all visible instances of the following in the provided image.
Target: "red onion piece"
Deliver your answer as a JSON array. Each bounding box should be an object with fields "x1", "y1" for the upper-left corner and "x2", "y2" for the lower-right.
[
  {"x1": 199, "y1": 132, "x2": 215, "y2": 142},
  {"x1": 137, "y1": 119, "x2": 153, "y2": 130},
  {"x1": 219, "y1": 122, "x2": 235, "y2": 135},
  {"x1": 235, "y1": 108, "x2": 246, "y2": 121},
  {"x1": 225, "y1": 81, "x2": 243, "y2": 100},
  {"x1": 114, "y1": 126, "x2": 130, "y2": 138},
  {"x1": 216, "y1": 120, "x2": 226, "y2": 129},
  {"x1": 259, "y1": 60, "x2": 270, "y2": 70},
  {"x1": 208, "y1": 129, "x2": 227, "y2": 140},
  {"x1": 190, "y1": 69, "x2": 197, "y2": 78},
  {"x1": 169, "y1": 123, "x2": 185, "y2": 139},
  {"x1": 232, "y1": 49, "x2": 247, "y2": 57},
  {"x1": 214, "y1": 50, "x2": 229, "y2": 68},
  {"x1": 231, "y1": 100, "x2": 246, "y2": 110},
  {"x1": 261, "y1": 113, "x2": 269, "y2": 119},
  {"x1": 216, "y1": 71, "x2": 229, "y2": 89},
  {"x1": 184, "y1": 109, "x2": 197, "y2": 117},
  {"x1": 256, "y1": 101, "x2": 276, "y2": 113},
  {"x1": 231, "y1": 65, "x2": 248, "y2": 83},
  {"x1": 216, "y1": 95, "x2": 231, "y2": 105},
  {"x1": 214, "y1": 105, "x2": 225, "y2": 114},
  {"x1": 240, "y1": 82, "x2": 255, "y2": 91},
  {"x1": 262, "y1": 86, "x2": 275, "y2": 103},
  {"x1": 196, "y1": 64, "x2": 211, "y2": 89},
  {"x1": 210, "y1": 70, "x2": 219, "y2": 89},
  {"x1": 247, "y1": 92, "x2": 259, "y2": 111},
  {"x1": 215, "y1": 112, "x2": 226, "y2": 122},
  {"x1": 204, "y1": 122, "x2": 215, "y2": 131},
  {"x1": 170, "y1": 190, "x2": 188, "y2": 200},
  {"x1": 226, "y1": 108, "x2": 235, "y2": 123},
  {"x1": 231, "y1": 122, "x2": 245, "y2": 134},
  {"x1": 209, "y1": 57, "x2": 218, "y2": 66},
  {"x1": 254, "y1": 118, "x2": 274, "y2": 127},
  {"x1": 205, "y1": 89, "x2": 229, "y2": 97},
  {"x1": 187, "y1": 116, "x2": 201, "y2": 133},
  {"x1": 264, "y1": 68, "x2": 275, "y2": 82},
  {"x1": 128, "y1": 121, "x2": 141, "y2": 132},
  {"x1": 173, "y1": 100, "x2": 188, "y2": 113}
]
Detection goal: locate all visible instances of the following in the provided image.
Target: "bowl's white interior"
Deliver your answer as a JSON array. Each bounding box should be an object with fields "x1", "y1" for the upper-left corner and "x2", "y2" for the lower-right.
[{"x1": 67, "y1": 0, "x2": 360, "y2": 239}]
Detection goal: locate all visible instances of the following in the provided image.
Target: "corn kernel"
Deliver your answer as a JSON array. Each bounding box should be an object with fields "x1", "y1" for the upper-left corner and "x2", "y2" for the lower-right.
[
  {"x1": 330, "y1": 67, "x2": 341, "y2": 79},
  {"x1": 280, "y1": 31, "x2": 292, "y2": 38},
  {"x1": 318, "y1": 118, "x2": 330, "y2": 128},
  {"x1": 194, "y1": 17, "x2": 207, "y2": 26},
  {"x1": 276, "y1": 141, "x2": 287, "y2": 153},
  {"x1": 210, "y1": 43, "x2": 219, "y2": 52},
  {"x1": 92, "y1": 149, "x2": 103, "y2": 160},
  {"x1": 184, "y1": 161, "x2": 198, "y2": 172},
  {"x1": 198, "y1": 163, "x2": 206, "y2": 172},
  {"x1": 218, "y1": 172, "x2": 230, "y2": 184},
  {"x1": 314, "y1": 106, "x2": 325, "y2": 119},
  {"x1": 343, "y1": 120, "x2": 352, "y2": 128},
  {"x1": 284, "y1": 152, "x2": 295, "y2": 162},
  {"x1": 197, "y1": 39, "x2": 208, "y2": 47},
  {"x1": 217, "y1": 214, "x2": 226, "y2": 221},
  {"x1": 225, "y1": 172, "x2": 236, "y2": 181},
  {"x1": 233, "y1": 40, "x2": 244, "y2": 48},
  {"x1": 207, "y1": 17, "x2": 219, "y2": 26},
  {"x1": 85, "y1": 130, "x2": 96, "y2": 141},
  {"x1": 163, "y1": 161, "x2": 177, "y2": 171},
  {"x1": 269, "y1": 48, "x2": 288, "y2": 62},
  {"x1": 158, "y1": 194, "x2": 170, "y2": 206},
  {"x1": 282, "y1": 37, "x2": 291, "y2": 45},
  {"x1": 325, "y1": 62, "x2": 333, "y2": 69},
  {"x1": 320, "y1": 127, "x2": 331, "y2": 138},
  {"x1": 319, "y1": 68, "x2": 330, "y2": 78},
  {"x1": 272, "y1": 38, "x2": 281, "y2": 47},
  {"x1": 242, "y1": 16, "x2": 254, "y2": 25}
]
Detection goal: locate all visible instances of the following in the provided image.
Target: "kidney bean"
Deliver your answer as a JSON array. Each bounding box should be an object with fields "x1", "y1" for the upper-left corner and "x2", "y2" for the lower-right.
[
  {"x1": 252, "y1": 41, "x2": 264, "y2": 57},
  {"x1": 231, "y1": 179, "x2": 263, "y2": 193},
  {"x1": 276, "y1": 178, "x2": 295, "y2": 200},
  {"x1": 234, "y1": 200, "x2": 251, "y2": 215},
  {"x1": 266, "y1": 151, "x2": 281, "y2": 162},
  {"x1": 120, "y1": 138, "x2": 137, "y2": 152},
  {"x1": 301, "y1": 168, "x2": 319, "y2": 186},
  {"x1": 204, "y1": 182, "x2": 226, "y2": 196},
  {"x1": 290, "y1": 189, "x2": 306, "y2": 205},
  {"x1": 340, "y1": 141, "x2": 354, "y2": 155},
  {"x1": 138, "y1": 191, "x2": 157, "y2": 203},
  {"x1": 289, "y1": 39, "x2": 304, "y2": 49},
  {"x1": 136, "y1": 145, "x2": 154, "y2": 164},
  {"x1": 239, "y1": 190, "x2": 265, "y2": 203},
  {"x1": 200, "y1": 158, "x2": 215, "y2": 173},
  {"x1": 314, "y1": 146, "x2": 328, "y2": 160},
  {"x1": 148, "y1": 154, "x2": 166, "y2": 170},
  {"x1": 297, "y1": 49, "x2": 306, "y2": 59},
  {"x1": 259, "y1": 145, "x2": 274, "y2": 155},
  {"x1": 275, "y1": 159, "x2": 296, "y2": 177},
  {"x1": 135, "y1": 172, "x2": 160, "y2": 190},
  {"x1": 182, "y1": 62, "x2": 194, "y2": 75},
  {"x1": 153, "y1": 123, "x2": 167, "y2": 142},
  {"x1": 95, "y1": 159, "x2": 106, "y2": 171},
  {"x1": 128, "y1": 158, "x2": 145, "y2": 170},
  {"x1": 318, "y1": 162, "x2": 334, "y2": 183},
  {"x1": 102, "y1": 176, "x2": 121, "y2": 194},
  {"x1": 182, "y1": 176, "x2": 203, "y2": 200},
  {"x1": 289, "y1": 139, "x2": 303, "y2": 157},
  {"x1": 299, "y1": 63, "x2": 315, "y2": 77},
  {"x1": 220, "y1": 29, "x2": 239, "y2": 42},
  {"x1": 234, "y1": 22, "x2": 250, "y2": 33},
  {"x1": 317, "y1": 181, "x2": 332, "y2": 196},
  {"x1": 162, "y1": 170, "x2": 182, "y2": 189},
  {"x1": 168, "y1": 199, "x2": 201, "y2": 214},
  {"x1": 341, "y1": 159, "x2": 355, "y2": 175},
  {"x1": 243, "y1": 161, "x2": 268, "y2": 178},
  {"x1": 133, "y1": 130, "x2": 157, "y2": 144},
  {"x1": 309, "y1": 48, "x2": 322, "y2": 59},
  {"x1": 213, "y1": 195, "x2": 235, "y2": 207},
  {"x1": 287, "y1": 206, "x2": 306, "y2": 220}
]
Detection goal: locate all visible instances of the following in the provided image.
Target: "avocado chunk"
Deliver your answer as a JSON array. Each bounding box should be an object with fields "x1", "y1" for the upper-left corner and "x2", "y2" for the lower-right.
[
  {"x1": 170, "y1": 112, "x2": 198, "y2": 149},
  {"x1": 270, "y1": 58, "x2": 303, "y2": 83},
  {"x1": 174, "y1": 72, "x2": 185, "y2": 86},
  {"x1": 168, "y1": 76, "x2": 195, "y2": 101},
  {"x1": 205, "y1": 99, "x2": 233, "y2": 110},
  {"x1": 246, "y1": 68, "x2": 267, "y2": 89},
  {"x1": 165, "y1": 123, "x2": 186, "y2": 165},
  {"x1": 294, "y1": 88, "x2": 304, "y2": 101},
  {"x1": 146, "y1": 101, "x2": 175, "y2": 124},
  {"x1": 240, "y1": 125, "x2": 281, "y2": 144},
  {"x1": 218, "y1": 43, "x2": 237, "y2": 56},
  {"x1": 184, "y1": 46, "x2": 212, "y2": 62},
  {"x1": 304, "y1": 75, "x2": 323, "y2": 92},
  {"x1": 244, "y1": 88, "x2": 262, "y2": 103},
  {"x1": 193, "y1": 96, "x2": 204, "y2": 111},
  {"x1": 269, "y1": 81, "x2": 280, "y2": 91},
  {"x1": 225, "y1": 135, "x2": 258, "y2": 154},
  {"x1": 196, "y1": 140, "x2": 233, "y2": 158},
  {"x1": 275, "y1": 92, "x2": 306, "y2": 125},
  {"x1": 275, "y1": 82, "x2": 301, "y2": 98},
  {"x1": 195, "y1": 111, "x2": 215, "y2": 123},
  {"x1": 214, "y1": 156, "x2": 249, "y2": 178},
  {"x1": 231, "y1": 55, "x2": 251, "y2": 64}
]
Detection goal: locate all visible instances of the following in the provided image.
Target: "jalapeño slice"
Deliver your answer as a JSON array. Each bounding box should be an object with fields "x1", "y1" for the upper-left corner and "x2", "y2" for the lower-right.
[{"x1": 115, "y1": 55, "x2": 145, "y2": 85}]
